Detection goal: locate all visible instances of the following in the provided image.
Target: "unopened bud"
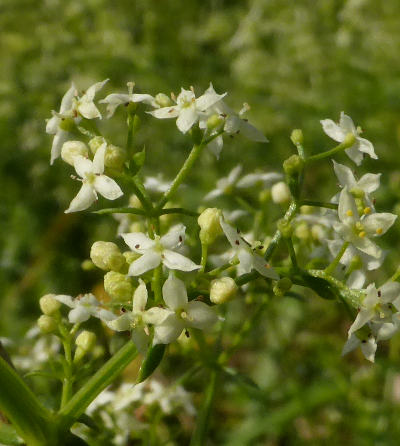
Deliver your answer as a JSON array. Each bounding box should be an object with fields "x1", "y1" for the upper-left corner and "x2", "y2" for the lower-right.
[
  {"x1": 74, "y1": 331, "x2": 96, "y2": 362},
  {"x1": 88, "y1": 136, "x2": 105, "y2": 154},
  {"x1": 283, "y1": 155, "x2": 304, "y2": 176},
  {"x1": 343, "y1": 133, "x2": 356, "y2": 147},
  {"x1": 273, "y1": 277, "x2": 292, "y2": 296},
  {"x1": 294, "y1": 222, "x2": 309, "y2": 240},
  {"x1": 104, "y1": 144, "x2": 127, "y2": 170},
  {"x1": 129, "y1": 195, "x2": 142, "y2": 209},
  {"x1": 198, "y1": 208, "x2": 222, "y2": 245},
  {"x1": 104, "y1": 271, "x2": 133, "y2": 303},
  {"x1": 290, "y1": 129, "x2": 304, "y2": 146},
  {"x1": 81, "y1": 259, "x2": 96, "y2": 271},
  {"x1": 39, "y1": 294, "x2": 61, "y2": 316},
  {"x1": 90, "y1": 241, "x2": 125, "y2": 272},
  {"x1": 300, "y1": 205, "x2": 314, "y2": 215},
  {"x1": 311, "y1": 224, "x2": 325, "y2": 241},
  {"x1": 38, "y1": 315, "x2": 57, "y2": 334},
  {"x1": 206, "y1": 114, "x2": 224, "y2": 131},
  {"x1": 155, "y1": 93, "x2": 173, "y2": 108},
  {"x1": 210, "y1": 277, "x2": 238, "y2": 304},
  {"x1": 277, "y1": 219, "x2": 293, "y2": 238},
  {"x1": 61, "y1": 141, "x2": 89, "y2": 166},
  {"x1": 271, "y1": 182, "x2": 291, "y2": 204}
]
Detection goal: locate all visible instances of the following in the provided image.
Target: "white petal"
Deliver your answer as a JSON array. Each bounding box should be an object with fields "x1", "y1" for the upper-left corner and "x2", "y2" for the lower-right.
[
  {"x1": 338, "y1": 187, "x2": 358, "y2": 224},
  {"x1": 94, "y1": 175, "x2": 123, "y2": 200},
  {"x1": 227, "y1": 165, "x2": 243, "y2": 186},
  {"x1": 162, "y1": 250, "x2": 200, "y2": 272},
  {"x1": 92, "y1": 142, "x2": 106, "y2": 174},
  {"x1": 203, "y1": 188, "x2": 223, "y2": 201},
  {"x1": 121, "y1": 233, "x2": 155, "y2": 253},
  {"x1": 252, "y1": 253, "x2": 279, "y2": 280},
  {"x1": 239, "y1": 120, "x2": 268, "y2": 142},
  {"x1": 160, "y1": 224, "x2": 185, "y2": 249},
  {"x1": 220, "y1": 218, "x2": 245, "y2": 249},
  {"x1": 237, "y1": 249, "x2": 253, "y2": 274},
  {"x1": 69, "y1": 307, "x2": 90, "y2": 324},
  {"x1": 376, "y1": 322, "x2": 398, "y2": 341},
  {"x1": 60, "y1": 83, "x2": 77, "y2": 113},
  {"x1": 195, "y1": 90, "x2": 226, "y2": 111},
  {"x1": 51, "y1": 131, "x2": 69, "y2": 165},
  {"x1": 100, "y1": 93, "x2": 130, "y2": 118},
  {"x1": 360, "y1": 337, "x2": 377, "y2": 362},
  {"x1": 332, "y1": 161, "x2": 356, "y2": 189},
  {"x1": 339, "y1": 112, "x2": 356, "y2": 134},
  {"x1": 162, "y1": 274, "x2": 188, "y2": 311},
  {"x1": 379, "y1": 281, "x2": 400, "y2": 304},
  {"x1": 95, "y1": 309, "x2": 116, "y2": 322},
  {"x1": 46, "y1": 115, "x2": 60, "y2": 135},
  {"x1": 153, "y1": 315, "x2": 184, "y2": 345},
  {"x1": 363, "y1": 212, "x2": 397, "y2": 236},
  {"x1": 65, "y1": 183, "x2": 96, "y2": 213},
  {"x1": 320, "y1": 119, "x2": 345, "y2": 142},
  {"x1": 78, "y1": 101, "x2": 102, "y2": 120},
  {"x1": 131, "y1": 93, "x2": 157, "y2": 106},
  {"x1": 345, "y1": 144, "x2": 364, "y2": 166},
  {"x1": 106, "y1": 313, "x2": 132, "y2": 331},
  {"x1": 352, "y1": 235, "x2": 382, "y2": 259},
  {"x1": 148, "y1": 106, "x2": 179, "y2": 119},
  {"x1": 357, "y1": 137, "x2": 377, "y2": 159},
  {"x1": 347, "y1": 270, "x2": 366, "y2": 290},
  {"x1": 132, "y1": 280, "x2": 148, "y2": 312},
  {"x1": 207, "y1": 136, "x2": 224, "y2": 159},
  {"x1": 342, "y1": 334, "x2": 360, "y2": 356},
  {"x1": 357, "y1": 173, "x2": 381, "y2": 194},
  {"x1": 54, "y1": 294, "x2": 75, "y2": 308},
  {"x1": 348, "y1": 309, "x2": 374, "y2": 335},
  {"x1": 85, "y1": 79, "x2": 109, "y2": 101},
  {"x1": 128, "y1": 251, "x2": 161, "y2": 276},
  {"x1": 74, "y1": 155, "x2": 93, "y2": 178},
  {"x1": 176, "y1": 105, "x2": 198, "y2": 133},
  {"x1": 131, "y1": 328, "x2": 150, "y2": 353},
  {"x1": 144, "y1": 307, "x2": 173, "y2": 325},
  {"x1": 186, "y1": 301, "x2": 218, "y2": 329},
  {"x1": 237, "y1": 172, "x2": 282, "y2": 188}
]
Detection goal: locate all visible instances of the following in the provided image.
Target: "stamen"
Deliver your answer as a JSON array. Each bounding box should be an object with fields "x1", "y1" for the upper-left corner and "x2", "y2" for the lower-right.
[
  {"x1": 376, "y1": 227, "x2": 383, "y2": 235},
  {"x1": 363, "y1": 207, "x2": 371, "y2": 214},
  {"x1": 346, "y1": 210, "x2": 353, "y2": 217},
  {"x1": 359, "y1": 231, "x2": 366, "y2": 238}
]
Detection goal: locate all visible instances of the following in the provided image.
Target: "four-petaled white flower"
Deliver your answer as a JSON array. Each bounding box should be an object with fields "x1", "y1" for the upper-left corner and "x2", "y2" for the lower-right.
[
  {"x1": 46, "y1": 83, "x2": 78, "y2": 164},
  {"x1": 121, "y1": 224, "x2": 200, "y2": 276},
  {"x1": 145, "y1": 274, "x2": 218, "y2": 345},
  {"x1": 220, "y1": 217, "x2": 279, "y2": 280},
  {"x1": 54, "y1": 293, "x2": 115, "y2": 324},
  {"x1": 321, "y1": 112, "x2": 377, "y2": 165},
  {"x1": 100, "y1": 82, "x2": 158, "y2": 118},
  {"x1": 65, "y1": 142, "x2": 123, "y2": 213},
  {"x1": 106, "y1": 280, "x2": 151, "y2": 352},
  {"x1": 199, "y1": 84, "x2": 268, "y2": 158},
  {"x1": 73, "y1": 79, "x2": 109, "y2": 120},
  {"x1": 148, "y1": 85, "x2": 226, "y2": 134},
  {"x1": 342, "y1": 332, "x2": 377, "y2": 363},
  {"x1": 334, "y1": 187, "x2": 397, "y2": 259}
]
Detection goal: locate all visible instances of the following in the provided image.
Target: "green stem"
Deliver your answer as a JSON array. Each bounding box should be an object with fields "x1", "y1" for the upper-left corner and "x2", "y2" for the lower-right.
[
  {"x1": 286, "y1": 237, "x2": 298, "y2": 269},
  {"x1": 204, "y1": 260, "x2": 239, "y2": 278},
  {"x1": 157, "y1": 207, "x2": 199, "y2": 217},
  {"x1": 305, "y1": 139, "x2": 353, "y2": 164},
  {"x1": 325, "y1": 241, "x2": 349, "y2": 275},
  {"x1": 300, "y1": 200, "x2": 338, "y2": 210},
  {"x1": 126, "y1": 113, "x2": 140, "y2": 158},
  {"x1": 58, "y1": 341, "x2": 138, "y2": 430},
  {"x1": 94, "y1": 207, "x2": 146, "y2": 216},
  {"x1": 123, "y1": 175, "x2": 153, "y2": 212},
  {"x1": 152, "y1": 265, "x2": 163, "y2": 304},
  {"x1": 60, "y1": 338, "x2": 73, "y2": 409},
  {"x1": 200, "y1": 243, "x2": 208, "y2": 273}
]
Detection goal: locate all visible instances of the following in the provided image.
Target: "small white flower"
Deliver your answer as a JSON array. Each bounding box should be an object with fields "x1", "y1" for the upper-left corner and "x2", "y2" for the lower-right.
[
  {"x1": 46, "y1": 83, "x2": 78, "y2": 164},
  {"x1": 220, "y1": 217, "x2": 279, "y2": 280},
  {"x1": 143, "y1": 175, "x2": 171, "y2": 193},
  {"x1": 65, "y1": 143, "x2": 123, "y2": 213},
  {"x1": 204, "y1": 165, "x2": 243, "y2": 201},
  {"x1": 334, "y1": 187, "x2": 397, "y2": 259},
  {"x1": 106, "y1": 280, "x2": 151, "y2": 352},
  {"x1": 100, "y1": 82, "x2": 157, "y2": 118},
  {"x1": 148, "y1": 85, "x2": 226, "y2": 134},
  {"x1": 321, "y1": 112, "x2": 377, "y2": 165},
  {"x1": 145, "y1": 274, "x2": 218, "y2": 345},
  {"x1": 143, "y1": 380, "x2": 195, "y2": 415},
  {"x1": 73, "y1": 79, "x2": 109, "y2": 120},
  {"x1": 121, "y1": 224, "x2": 200, "y2": 276},
  {"x1": 342, "y1": 332, "x2": 377, "y2": 362},
  {"x1": 54, "y1": 293, "x2": 115, "y2": 324}
]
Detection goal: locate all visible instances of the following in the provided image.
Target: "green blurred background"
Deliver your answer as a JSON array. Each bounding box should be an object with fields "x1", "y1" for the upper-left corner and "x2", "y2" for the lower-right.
[{"x1": 2, "y1": 0, "x2": 400, "y2": 444}]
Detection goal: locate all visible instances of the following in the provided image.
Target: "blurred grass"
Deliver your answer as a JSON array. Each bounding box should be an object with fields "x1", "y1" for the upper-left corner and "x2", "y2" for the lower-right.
[{"x1": 2, "y1": 0, "x2": 400, "y2": 444}]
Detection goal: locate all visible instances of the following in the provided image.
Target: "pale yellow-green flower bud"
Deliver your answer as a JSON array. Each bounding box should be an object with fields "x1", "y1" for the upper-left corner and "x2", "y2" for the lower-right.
[
  {"x1": 210, "y1": 277, "x2": 238, "y2": 304},
  {"x1": 290, "y1": 129, "x2": 304, "y2": 146},
  {"x1": 273, "y1": 277, "x2": 292, "y2": 297},
  {"x1": 283, "y1": 155, "x2": 304, "y2": 176},
  {"x1": 37, "y1": 315, "x2": 57, "y2": 334},
  {"x1": 104, "y1": 271, "x2": 133, "y2": 303},
  {"x1": 81, "y1": 259, "x2": 96, "y2": 271},
  {"x1": 61, "y1": 141, "x2": 89, "y2": 166},
  {"x1": 155, "y1": 93, "x2": 173, "y2": 108},
  {"x1": 129, "y1": 195, "x2": 142, "y2": 209},
  {"x1": 90, "y1": 241, "x2": 126, "y2": 272},
  {"x1": 294, "y1": 222, "x2": 310, "y2": 240},
  {"x1": 311, "y1": 224, "x2": 325, "y2": 241},
  {"x1": 39, "y1": 294, "x2": 61, "y2": 316},
  {"x1": 206, "y1": 114, "x2": 224, "y2": 131},
  {"x1": 74, "y1": 331, "x2": 97, "y2": 362},
  {"x1": 198, "y1": 208, "x2": 222, "y2": 245},
  {"x1": 300, "y1": 205, "x2": 313, "y2": 215},
  {"x1": 104, "y1": 144, "x2": 127, "y2": 170},
  {"x1": 271, "y1": 181, "x2": 291, "y2": 204},
  {"x1": 88, "y1": 136, "x2": 105, "y2": 155}
]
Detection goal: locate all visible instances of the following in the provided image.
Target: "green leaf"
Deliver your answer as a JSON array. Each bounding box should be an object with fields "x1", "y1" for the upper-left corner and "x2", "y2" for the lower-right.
[
  {"x1": 0, "y1": 423, "x2": 23, "y2": 445},
  {"x1": 137, "y1": 344, "x2": 166, "y2": 383}
]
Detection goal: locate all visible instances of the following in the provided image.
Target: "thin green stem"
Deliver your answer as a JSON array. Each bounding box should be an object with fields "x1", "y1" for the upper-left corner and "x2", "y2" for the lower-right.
[
  {"x1": 200, "y1": 243, "x2": 208, "y2": 273},
  {"x1": 305, "y1": 139, "x2": 354, "y2": 164},
  {"x1": 123, "y1": 175, "x2": 153, "y2": 212},
  {"x1": 157, "y1": 207, "x2": 199, "y2": 217},
  {"x1": 286, "y1": 237, "x2": 298, "y2": 269},
  {"x1": 60, "y1": 338, "x2": 73, "y2": 409},
  {"x1": 204, "y1": 260, "x2": 239, "y2": 278},
  {"x1": 300, "y1": 200, "x2": 338, "y2": 210},
  {"x1": 94, "y1": 207, "x2": 146, "y2": 216},
  {"x1": 325, "y1": 241, "x2": 349, "y2": 275}
]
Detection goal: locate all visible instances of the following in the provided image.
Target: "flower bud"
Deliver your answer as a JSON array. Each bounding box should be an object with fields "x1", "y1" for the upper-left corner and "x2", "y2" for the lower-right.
[
  {"x1": 155, "y1": 93, "x2": 173, "y2": 108},
  {"x1": 198, "y1": 208, "x2": 222, "y2": 245},
  {"x1": 294, "y1": 222, "x2": 309, "y2": 240},
  {"x1": 61, "y1": 141, "x2": 89, "y2": 166},
  {"x1": 210, "y1": 277, "x2": 238, "y2": 304},
  {"x1": 271, "y1": 182, "x2": 291, "y2": 204},
  {"x1": 343, "y1": 133, "x2": 356, "y2": 147},
  {"x1": 90, "y1": 241, "x2": 125, "y2": 272},
  {"x1": 104, "y1": 144, "x2": 127, "y2": 170},
  {"x1": 258, "y1": 189, "x2": 271, "y2": 203},
  {"x1": 129, "y1": 195, "x2": 142, "y2": 209},
  {"x1": 39, "y1": 294, "x2": 61, "y2": 316},
  {"x1": 273, "y1": 277, "x2": 292, "y2": 297},
  {"x1": 88, "y1": 136, "x2": 105, "y2": 155},
  {"x1": 74, "y1": 331, "x2": 96, "y2": 362},
  {"x1": 104, "y1": 271, "x2": 133, "y2": 303},
  {"x1": 300, "y1": 205, "x2": 313, "y2": 215},
  {"x1": 290, "y1": 129, "x2": 304, "y2": 146},
  {"x1": 283, "y1": 155, "x2": 304, "y2": 176},
  {"x1": 37, "y1": 315, "x2": 57, "y2": 334},
  {"x1": 81, "y1": 259, "x2": 96, "y2": 271},
  {"x1": 311, "y1": 224, "x2": 325, "y2": 241},
  {"x1": 277, "y1": 219, "x2": 293, "y2": 238},
  {"x1": 206, "y1": 114, "x2": 224, "y2": 131}
]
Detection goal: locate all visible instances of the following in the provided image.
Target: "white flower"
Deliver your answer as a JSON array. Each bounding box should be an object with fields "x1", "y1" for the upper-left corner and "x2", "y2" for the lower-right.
[
  {"x1": 73, "y1": 79, "x2": 109, "y2": 120},
  {"x1": 334, "y1": 187, "x2": 397, "y2": 259},
  {"x1": 100, "y1": 82, "x2": 157, "y2": 118},
  {"x1": 342, "y1": 333, "x2": 377, "y2": 362},
  {"x1": 145, "y1": 274, "x2": 217, "y2": 345},
  {"x1": 219, "y1": 217, "x2": 279, "y2": 280},
  {"x1": 106, "y1": 280, "x2": 151, "y2": 352},
  {"x1": 204, "y1": 165, "x2": 243, "y2": 201},
  {"x1": 65, "y1": 143, "x2": 123, "y2": 213},
  {"x1": 54, "y1": 293, "x2": 115, "y2": 324},
  {"x1": 148, "y1": 85, "x2": 226, "y2": 134},
  {"x1": 46, "y1": 83, "x2": 78, "y2": 164},
  {"x1": 321, "y1": 112, "x2": 377, "y2": 165},
  {"x1": 143, "y1": 380, "x2": 195, "y2": 415},
  {"x1": 199, "y1": 84, "x2": 268, "y2": 158},
  {"x1": 121, "y1": 224, "x2": 200, "y2": 276},
  {"x1": 143, "y1": 175, "x2": 171, "y2": 193}
]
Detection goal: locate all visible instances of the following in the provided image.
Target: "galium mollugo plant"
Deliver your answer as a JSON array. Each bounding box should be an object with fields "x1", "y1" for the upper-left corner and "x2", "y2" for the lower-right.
[{"x1": 1, "y1": 80, "x2": 399, "y2": 446}]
